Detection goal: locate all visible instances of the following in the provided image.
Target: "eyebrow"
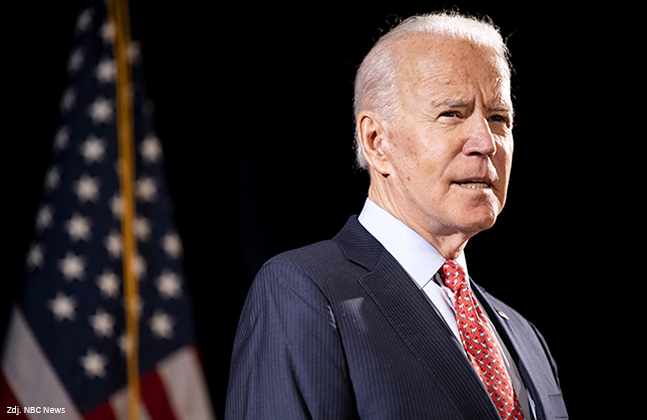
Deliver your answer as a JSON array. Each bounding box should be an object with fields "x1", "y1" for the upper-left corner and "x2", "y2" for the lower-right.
[
  {"x1": 433, "y1": 98, "x2": 515, "y2": 117},
  {"x1": 432, "y1": 98, "x2": 470, "y2": 108}
]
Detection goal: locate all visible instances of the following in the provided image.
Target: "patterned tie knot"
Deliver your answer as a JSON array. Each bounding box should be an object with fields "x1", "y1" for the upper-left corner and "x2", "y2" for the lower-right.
[{"x1": 441, "y1": 260, "x2": 468, "y2": 294}]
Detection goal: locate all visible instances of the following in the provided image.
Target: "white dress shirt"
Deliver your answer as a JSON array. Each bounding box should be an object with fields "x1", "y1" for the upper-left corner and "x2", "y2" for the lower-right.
[{"x1": 358, "y1": 197, "x2": 535, "y2": 419}]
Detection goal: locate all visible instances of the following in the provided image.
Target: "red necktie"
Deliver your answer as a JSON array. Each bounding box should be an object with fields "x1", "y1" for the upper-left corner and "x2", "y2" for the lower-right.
[{"x1": 441, "y1": 261, "x2": 525, "y2": 420}]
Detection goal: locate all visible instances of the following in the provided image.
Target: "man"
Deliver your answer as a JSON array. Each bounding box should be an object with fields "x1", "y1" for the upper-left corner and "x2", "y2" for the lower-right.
[{"x1": 225, "y1": 12, "x2": 567, "y2": 420}]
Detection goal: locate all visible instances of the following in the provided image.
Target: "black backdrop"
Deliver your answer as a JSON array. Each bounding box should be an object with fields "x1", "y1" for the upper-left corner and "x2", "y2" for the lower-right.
[{"x1": 1, "y1": 2, "x2": 626, "y2": 418}]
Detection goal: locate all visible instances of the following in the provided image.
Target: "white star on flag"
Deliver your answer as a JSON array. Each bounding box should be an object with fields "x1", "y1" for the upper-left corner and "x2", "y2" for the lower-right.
[
  {"x1": 88, "y1": 97, "x2": 113, "y2": 124},
  {"x1": 68, "y1": 48, "x2": 84, "y2": 73},
  {"x1": 134, "y1": 216, "x2": 152, "y2": 242},
  {"x1": 45, "y1": 166, "x2": 61, "y2": 192},
  {"x1": 79, "y1": 349, "x2": 108, "y2": 379},
  {"x1": 75, "y1": 8, "x2": 93, "y2": 33},
  {"x1": 60, "y1": 87, "x2": 76, "y2": 113},
  {"x1": 95, "y1": 57, "x2": 116, "y2": 84},
  {"x1": 26, "y1": 243, "x2": 45, "y2": 270},
  {"x1": 49, "y1": 292, "x2": 77, "y2": 322},
  {"x1": 96, "y1": 269, "x2": 120, "y2": 299},
  {"x1": 162, "y1": 232, "x2": 183, "y2": 259},
  {"x1": 104, "y1": 230, "x2": 122, "y2": 259},
  {"x1": 81, "y1": 135, "x2": 106, "y2": 164},
  {"x1": 127, "y1": 40, "x2": 142, "y2": 63},
  {"x1": 149, "y1": 311, "x2": 175, "y2": 340},
  {"x1": 75, "y1": 174, "x2": 101, "y2": 203},
  {"x1": 118, "y1": 333, "x2": 133, "y2": 358},
  {"x1": 136, "y1": 176, "x2": 157, "y2": 202},
  {"x1": 110, "y1": 194, "x2": 123, "y2": 219},
  {"x1": 65, "y1": 212, "x2": 92, "y2": 242},
  {"x1": 134, "y1": 255, "x2": 147, "y2": 280},
  {"x1": 53, "y1": 126, "x2": 70, "y2": 151},
  {"x1": 89, "y1": 308, "x2": 115, "y2": 338},
  {"x1": 100, "y1": 21, "x2": 115, "y2": 44},
  {"x1": 156, "y1": 270, "x2": 182, "y2": 300},
  {"x1": 36, "y1": 204, "x2": 54, "y2": 232},
  {"x1": 58, "y1": 251, "x2": 87, "y2": 282},
  {"x1": 140, "y1": 135, "x2": 163, "y2": 163}
]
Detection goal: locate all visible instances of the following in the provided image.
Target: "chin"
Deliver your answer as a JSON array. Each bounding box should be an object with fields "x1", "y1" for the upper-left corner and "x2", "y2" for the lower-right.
[
  {"x1": 459, "y1": 207, "x2": 500, "y2": 235},
  {"x1": 450, "y1": 191, "x2": 505, "y2": 232}
]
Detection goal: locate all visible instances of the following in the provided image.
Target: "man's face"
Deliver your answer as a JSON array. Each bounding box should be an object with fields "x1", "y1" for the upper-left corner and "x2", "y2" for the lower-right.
[{"x1": 382, "y1": 36, "x2": 514, "y2": 239}]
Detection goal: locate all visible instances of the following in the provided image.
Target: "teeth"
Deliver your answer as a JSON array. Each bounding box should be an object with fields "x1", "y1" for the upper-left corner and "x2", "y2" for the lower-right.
[{"x1": 457, "y1": 182, "x2": 490, "y2": 189}]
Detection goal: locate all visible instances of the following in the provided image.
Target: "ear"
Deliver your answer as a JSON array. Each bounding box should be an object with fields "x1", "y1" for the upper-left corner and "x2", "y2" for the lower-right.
[{"x1": 357, "y1": 111, "x2": 391, "y2": 176}]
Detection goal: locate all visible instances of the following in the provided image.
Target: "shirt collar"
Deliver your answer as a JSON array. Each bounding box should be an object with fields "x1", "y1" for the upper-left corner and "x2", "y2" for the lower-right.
[{"x1": 357, "y1": 197, "x2": 469, "y2": 288}]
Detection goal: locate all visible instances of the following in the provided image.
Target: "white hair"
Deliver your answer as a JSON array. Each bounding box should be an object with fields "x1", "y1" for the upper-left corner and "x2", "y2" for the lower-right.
[{"x1": 353, "y1": 12, "x2": 511, "y2": 170}]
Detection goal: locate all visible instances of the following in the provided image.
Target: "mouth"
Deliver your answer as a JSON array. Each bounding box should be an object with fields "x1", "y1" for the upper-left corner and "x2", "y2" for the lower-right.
[{"x1": 452, "y1": 178, "x2": 493, "y2": 190}]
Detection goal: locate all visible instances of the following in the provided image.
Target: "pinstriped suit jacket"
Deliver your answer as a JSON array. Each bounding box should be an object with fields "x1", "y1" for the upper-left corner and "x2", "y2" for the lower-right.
[{"x1": 225, "y1": 216, "x2": 568, "y2": 419}]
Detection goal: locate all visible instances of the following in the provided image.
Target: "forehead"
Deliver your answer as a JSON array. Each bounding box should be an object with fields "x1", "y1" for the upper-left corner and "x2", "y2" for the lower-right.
[{"x1": 395, "y1": 35, "x2": 511, "y2": 104}]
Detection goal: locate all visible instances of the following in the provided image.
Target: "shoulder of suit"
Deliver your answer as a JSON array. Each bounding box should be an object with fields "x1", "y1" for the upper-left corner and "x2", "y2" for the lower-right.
[
  {"x1": 256, "y1": 237, "x2": 371, "y2": 299},
  {"x1": 273, "y1": 238, "x2": 342, "y2": 262},
  {"x1": 266, "y1": 215, "x2": 382, "y2": 273},
  {"x1": 267, "y1": 238, "x2": 357, "y2": 277}
]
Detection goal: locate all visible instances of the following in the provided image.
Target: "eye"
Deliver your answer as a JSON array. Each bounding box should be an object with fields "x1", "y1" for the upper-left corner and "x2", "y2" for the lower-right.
[
  {"x1": 439, "y1": 110, "x2": 459, "y2": 118},
  {"x1": 489, "y1": 114, "x2": 511, "y2": 126}
]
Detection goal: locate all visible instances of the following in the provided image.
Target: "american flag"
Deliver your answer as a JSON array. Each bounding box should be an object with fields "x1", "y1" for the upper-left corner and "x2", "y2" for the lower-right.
[{"x1": 0, "y1": 0, "x2": 214, "y2": 418}]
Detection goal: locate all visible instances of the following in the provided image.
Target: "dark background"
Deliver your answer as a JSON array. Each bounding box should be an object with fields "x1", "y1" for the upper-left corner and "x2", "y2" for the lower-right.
[{"x1": 2, "y1": 2, "x2": 625, "y2": 418}]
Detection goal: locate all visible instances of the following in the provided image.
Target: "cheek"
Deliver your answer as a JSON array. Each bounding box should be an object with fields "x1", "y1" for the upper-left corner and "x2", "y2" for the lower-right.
[
  {"x1": 386, "y1": 125, "x2": 450, "y2": 188},
  {"x1": 501, "y1": 151, "x2": 513, "y2": 185},
  {"x1": 405, "y1": 150, "x2": 445, "y2": 188},
  {"x1": 387, "y1": 135, "x2": 422, "y2": 177},
  {"x1": 494, "y1": 150, "x2": 513, "y2": 204},
  {"x1": 500, "y1": 136, "x2": 514, "y2": 164}
]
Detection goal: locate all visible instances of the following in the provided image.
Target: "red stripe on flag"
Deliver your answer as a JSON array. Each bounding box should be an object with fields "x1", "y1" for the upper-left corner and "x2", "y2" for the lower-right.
[
  {"x1": 141, "y1": 369, "x2": 177, "y2": 420},
  {"x1": 0, "y1": 371, "x2": 29, "y2": 419},
  {"x1": 82, "y1": 400, "x2": 117, "y2": 420}
]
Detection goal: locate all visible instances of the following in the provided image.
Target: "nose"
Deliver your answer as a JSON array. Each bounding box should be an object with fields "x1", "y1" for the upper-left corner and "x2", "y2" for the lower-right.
[{"x1": 462, "y1": 116, "x2": 497, "y2": 158}]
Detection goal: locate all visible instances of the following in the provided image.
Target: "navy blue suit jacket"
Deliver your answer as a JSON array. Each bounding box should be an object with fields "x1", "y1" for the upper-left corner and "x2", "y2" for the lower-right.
[{"x1": 226, "y1": 216, "x2": 568, "y2": 419}]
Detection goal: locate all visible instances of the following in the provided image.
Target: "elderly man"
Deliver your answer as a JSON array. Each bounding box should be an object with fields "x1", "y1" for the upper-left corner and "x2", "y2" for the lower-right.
[{"x1": 225, "y1": 12, "x2": 567, "y2": 420}]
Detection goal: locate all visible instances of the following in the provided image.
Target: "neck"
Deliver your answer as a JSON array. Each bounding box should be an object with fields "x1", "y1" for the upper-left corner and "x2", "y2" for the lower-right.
[{"x1": 368, "y1": 181, "x2": 471, "y2": 261}]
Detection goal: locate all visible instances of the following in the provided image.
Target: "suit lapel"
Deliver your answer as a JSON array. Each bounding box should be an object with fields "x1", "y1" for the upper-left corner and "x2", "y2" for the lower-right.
[{"x1": 335, "y1": 217, "x2": 500, "y2": 420}]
